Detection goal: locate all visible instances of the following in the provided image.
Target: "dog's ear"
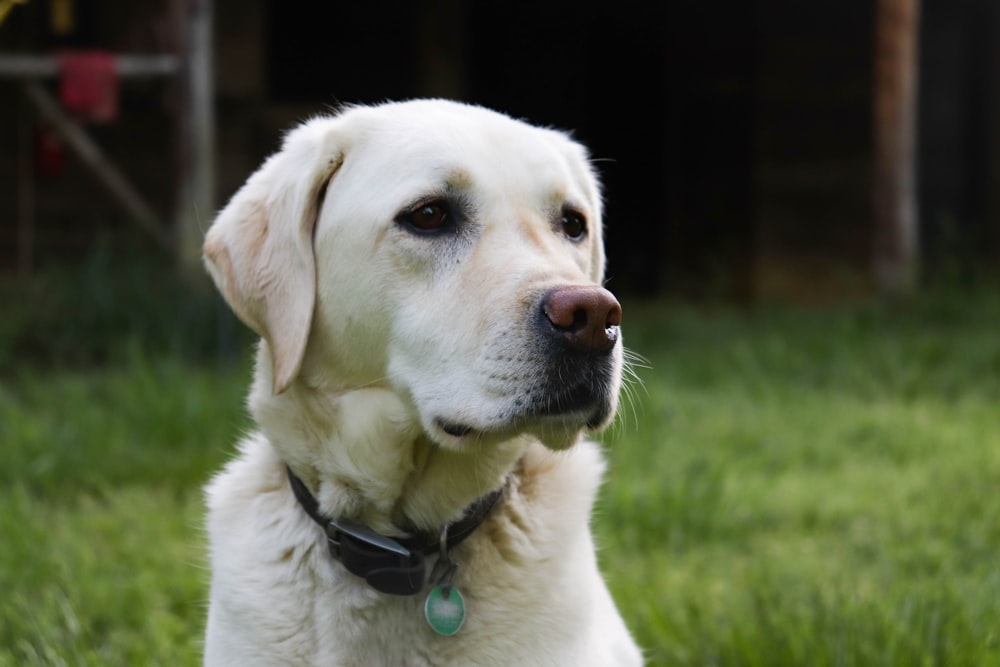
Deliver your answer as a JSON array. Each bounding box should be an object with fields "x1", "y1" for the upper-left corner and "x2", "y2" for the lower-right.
[{"x1": 203, "y1": 120, "x2": 345, "y2": 394}]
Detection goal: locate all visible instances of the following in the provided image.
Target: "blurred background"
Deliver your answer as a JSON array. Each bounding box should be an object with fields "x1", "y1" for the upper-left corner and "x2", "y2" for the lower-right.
[{"x1": 2, "y1": 0, "x2": 997, "y2": 313}]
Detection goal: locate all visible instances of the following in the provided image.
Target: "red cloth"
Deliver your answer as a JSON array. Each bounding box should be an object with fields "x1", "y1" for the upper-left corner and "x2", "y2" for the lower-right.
[{"x1": 58, "y1": 50, "x2": 119, "y2": 124}]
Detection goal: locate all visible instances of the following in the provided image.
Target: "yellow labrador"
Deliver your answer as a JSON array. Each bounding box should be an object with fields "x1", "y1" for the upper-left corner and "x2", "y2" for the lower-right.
[{"x1": 202, "y1": 100, "x2": 642, "y2": 666}]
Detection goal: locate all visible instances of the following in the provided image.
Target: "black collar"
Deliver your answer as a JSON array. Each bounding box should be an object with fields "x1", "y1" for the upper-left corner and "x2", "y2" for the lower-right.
[{"x1": 286, "y1": 465, "x2": 504, "y2": 596}]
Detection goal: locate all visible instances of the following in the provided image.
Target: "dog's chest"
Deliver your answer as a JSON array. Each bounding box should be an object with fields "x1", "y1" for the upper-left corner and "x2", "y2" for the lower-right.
[
  {"x1": 204, "y1": 437, "x2": 635, "y2": 666},
  {"x1": 303, "y1": 580, "x2": 533, "y2": 667}
]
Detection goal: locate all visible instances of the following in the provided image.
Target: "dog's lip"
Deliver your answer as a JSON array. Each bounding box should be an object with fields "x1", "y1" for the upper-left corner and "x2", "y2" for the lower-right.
[
  {"x1": 435, "y1": 418, "x2": 475, "y2": 438},
  {"x1": 432, "y1": 400, "x2": 607, "y2": 443}
]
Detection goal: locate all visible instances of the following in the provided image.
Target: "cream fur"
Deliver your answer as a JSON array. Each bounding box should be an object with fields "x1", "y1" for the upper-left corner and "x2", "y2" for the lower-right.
[{"x1": 202, "y1": 100, "x2": 643, "y2": 666}]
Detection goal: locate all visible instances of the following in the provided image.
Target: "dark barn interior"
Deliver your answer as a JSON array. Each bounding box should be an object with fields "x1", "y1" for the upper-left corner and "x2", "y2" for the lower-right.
[{"x1": 1, "y1": 0, "x2": 998, "y2": 300}]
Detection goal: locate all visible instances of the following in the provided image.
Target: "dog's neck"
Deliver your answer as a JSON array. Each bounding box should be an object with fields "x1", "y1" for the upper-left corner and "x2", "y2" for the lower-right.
[{"x1": 249, "y1": 360, "x2": 530, "y2": 536}]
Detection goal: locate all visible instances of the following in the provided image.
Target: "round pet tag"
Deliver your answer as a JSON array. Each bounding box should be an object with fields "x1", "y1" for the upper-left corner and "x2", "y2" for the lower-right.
[{"x1": 424, "y1": 585, "x2": 465, "y2": 636}]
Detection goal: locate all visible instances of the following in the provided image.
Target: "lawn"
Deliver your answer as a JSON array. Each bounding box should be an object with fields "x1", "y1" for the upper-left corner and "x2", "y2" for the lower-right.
[{"x1": 2, "y1": 293, "x2": 1000, "y2": 666}]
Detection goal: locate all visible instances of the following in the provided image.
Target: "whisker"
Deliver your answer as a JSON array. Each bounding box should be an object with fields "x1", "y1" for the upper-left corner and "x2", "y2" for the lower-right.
[{"x1": 609, "y1": 346, "x2": 649, "y2": 436}]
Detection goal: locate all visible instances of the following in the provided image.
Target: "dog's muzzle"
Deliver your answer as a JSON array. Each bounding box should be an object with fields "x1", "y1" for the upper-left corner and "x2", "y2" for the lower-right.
[{"x1": 522, "y1": 285, "x2": 622, "y2": 425}]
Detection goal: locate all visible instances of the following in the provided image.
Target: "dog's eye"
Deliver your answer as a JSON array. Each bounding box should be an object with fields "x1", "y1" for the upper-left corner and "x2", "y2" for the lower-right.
[
  {"x1": 561, "y1": 210, "x2": 587, "y2": 241},
  {"x1": 400, "y1": 201, "x2": 451, "y2": 233}
]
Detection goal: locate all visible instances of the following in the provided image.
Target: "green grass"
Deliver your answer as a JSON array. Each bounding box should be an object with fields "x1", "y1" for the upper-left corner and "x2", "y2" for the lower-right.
[
  {"x1": 598, "y1": 294, "x2": 1000, "y2": 666},
  {"x1": 3, "y1": 293, "x2": 1000, "y2": 665},
  {"x1": 0, "y1": 355, "x2": 251, "y2": 666}
]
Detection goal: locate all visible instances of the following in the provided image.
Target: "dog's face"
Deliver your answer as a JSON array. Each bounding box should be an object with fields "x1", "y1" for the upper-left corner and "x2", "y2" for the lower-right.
[{"x1": 205, "y1": 100, "x2": 622, "y2": 451}]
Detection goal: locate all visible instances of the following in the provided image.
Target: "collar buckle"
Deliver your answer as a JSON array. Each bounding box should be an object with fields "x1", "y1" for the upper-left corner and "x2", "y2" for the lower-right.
[
  {"x1": 325, "y1": 517, "x2": 414, "y2": 557},
  {"x1": 323, "y1": 518, "x2": 428, "y2": 596}
]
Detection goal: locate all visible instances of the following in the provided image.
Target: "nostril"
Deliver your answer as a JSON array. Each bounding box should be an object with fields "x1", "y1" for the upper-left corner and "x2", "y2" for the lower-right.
[
  {"x1": 571, "y1": 309, "x2": 588, "y2": 332},
  {"x1": 544, "y1": 305, "x2": 590, "y2": 333}
]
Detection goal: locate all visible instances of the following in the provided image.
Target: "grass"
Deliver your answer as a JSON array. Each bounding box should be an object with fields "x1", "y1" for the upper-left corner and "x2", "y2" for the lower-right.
[
  {"x1": 598, "y1": 294, "x2": 1000, "y2": 666},
  {"x1": 3, "y1": 292, "x2": 1000, "y2": 665},
  {"x1": 0, "y1": 354, "x2": 250, "y2": 666}
]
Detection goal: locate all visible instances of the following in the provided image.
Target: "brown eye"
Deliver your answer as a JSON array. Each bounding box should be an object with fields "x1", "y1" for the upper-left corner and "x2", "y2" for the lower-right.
[
  {"x1": 400, "y1": 201, "x2": 451, "y2": 233},
  {"x1": 561, "y1": 210, "x2": 587, "y2": 241}
]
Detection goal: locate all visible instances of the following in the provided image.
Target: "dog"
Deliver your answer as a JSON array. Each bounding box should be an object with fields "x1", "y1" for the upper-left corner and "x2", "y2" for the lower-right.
[{"x1": 201, "y1": 99, "x2": 643, "y2": 666}]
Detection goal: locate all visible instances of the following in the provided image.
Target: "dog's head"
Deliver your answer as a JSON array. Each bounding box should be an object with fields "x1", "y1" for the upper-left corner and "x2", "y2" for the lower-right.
[{"x1": 204, "y1": 100, "x2": 622, "y2": 451}]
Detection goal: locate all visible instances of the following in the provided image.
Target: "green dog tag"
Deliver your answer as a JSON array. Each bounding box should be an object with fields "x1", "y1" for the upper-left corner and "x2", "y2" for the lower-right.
[{"x1": 424, "y1": 585, "x2": 465, "y2": 636}]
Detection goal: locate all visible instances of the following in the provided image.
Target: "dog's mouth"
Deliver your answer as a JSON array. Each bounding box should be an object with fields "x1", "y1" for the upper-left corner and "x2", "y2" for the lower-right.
[
  {"x1": 431, "y1": 381, "x2": 615, "y2": 448},
  {"x1": 525, "y1": 381, "x2": 612, "y2": 424},
  {"x1": 436, "y1": 418, "x2": 475, "y2": 438},
  {"x1": 426, "y1": 341, "x2": 621, "y2": 449}
]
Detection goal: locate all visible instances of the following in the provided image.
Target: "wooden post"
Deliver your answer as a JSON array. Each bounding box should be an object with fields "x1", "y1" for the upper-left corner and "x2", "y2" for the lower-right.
[
  {"x1": 175, "y1": 0, "x2": 215, "y2": 276},
  {"x1": 17, "y1": 88, "x2": 35, "y2": 277},
  {"x1": 988, "y1": 3, "x2": 1000, "y2": 262},
  {"x1": 417, "y1": 0, "x2": 467, "y2": 98},
  {"x1": 873, "y1": 0, "x2": 921, "y2": 295}
]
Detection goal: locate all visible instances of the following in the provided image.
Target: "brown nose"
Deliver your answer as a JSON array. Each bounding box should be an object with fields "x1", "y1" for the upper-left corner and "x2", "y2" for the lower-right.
[{"x1": 541, "y1": 286, "x2": 622, "y2": 352}]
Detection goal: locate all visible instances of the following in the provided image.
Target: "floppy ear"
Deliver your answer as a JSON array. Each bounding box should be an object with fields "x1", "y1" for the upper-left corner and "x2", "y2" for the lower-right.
[{"x1": 203, "y1": 119, "x2": 345, "y2": 394}]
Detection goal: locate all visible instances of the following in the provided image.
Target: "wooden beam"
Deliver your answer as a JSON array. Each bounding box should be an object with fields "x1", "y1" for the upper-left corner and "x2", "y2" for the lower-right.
[
  {"x1": 23, "y1": 81, "x2": 173, "y2": 250},
  {"x1": 0, "y1": 54, "x2": 180, "y2": 78},
  {"x1": 873, "y1": 0, "x2": 921, "y2": 295},
  {"x1": 175, "y1": 0, "x2": 215, "y2": 275}
]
